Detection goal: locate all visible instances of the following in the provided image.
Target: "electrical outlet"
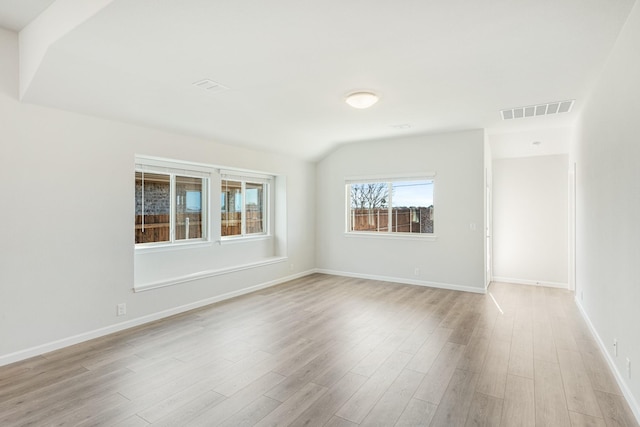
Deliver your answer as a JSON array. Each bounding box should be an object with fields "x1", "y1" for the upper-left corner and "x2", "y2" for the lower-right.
[
  {"x1": 613, "y1": 339, "x2": 618, "y2": 356},
  {"x1": 627, "y1": 358, "x2": 631, "y2": 378},
  {"x1": 414, "y1": 268, "x2": 420, "y2": 276},
  {"x1": 290, "y1": 264, "x2": 294, "y2": 271},
  {"x1": 117, "y1": 303, "x2": 126, "y2": 317}
]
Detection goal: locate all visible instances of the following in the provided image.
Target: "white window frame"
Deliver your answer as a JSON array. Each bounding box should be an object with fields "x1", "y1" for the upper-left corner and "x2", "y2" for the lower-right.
[
  {"x1": 220, "y1": 170, "x2": 272, "y2": 241},
  {"x1": 135, "y1": 157, "x2": 211, "y2": 249},
  {"x1": 345, "y1": 173, "x2": 436, "y2": 240}
]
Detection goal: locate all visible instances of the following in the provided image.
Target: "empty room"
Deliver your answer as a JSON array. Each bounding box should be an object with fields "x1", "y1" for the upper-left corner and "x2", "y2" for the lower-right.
[{"x1": 1, "y1": 0, "x2": 639, "y2": 426}]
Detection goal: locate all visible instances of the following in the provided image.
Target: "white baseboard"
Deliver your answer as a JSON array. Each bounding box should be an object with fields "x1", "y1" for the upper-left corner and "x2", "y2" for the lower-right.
[
  {"x1": 0, "y1": 269, "x2": 316, "y2": 368},
  {"x1": 315, "y1": 269, "x2": 486, "y2": 294},
  {"x1": 575, "y1": 298, "x2": 640, "y2": 424},
  {"x1": 492, "y1": 276, "x2": 568, "y2": 289}
]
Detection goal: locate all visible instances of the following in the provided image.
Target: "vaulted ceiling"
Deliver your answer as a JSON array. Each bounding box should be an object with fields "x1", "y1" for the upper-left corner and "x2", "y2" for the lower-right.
[{"x1": 1, "y1": 0, "x2": 636, "y2": 160}]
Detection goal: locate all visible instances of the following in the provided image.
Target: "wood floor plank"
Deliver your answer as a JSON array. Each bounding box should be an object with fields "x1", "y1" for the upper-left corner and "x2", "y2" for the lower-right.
[
  {"x1": 41, "y1": 392, "x2": 131, "y2": 427},
  {"x1": 360, "y1": 368, "x2": 424, "y2": 426},
  {"x1": 414, "y1": 341, "x2": 465, "y2": 404},
  {"x1": 491, "y1": 313, "x2": 515, "y2": 344},
  {"x1": 476, "y1": 338, "x2": 510, "y2": 399},
  {"x1": 569, "y1": 411, "x2": 607, "y2": 427},
  {"x1": 500, "y1": 374, "x2": 535, "y2": 427},
  {"x1": 83, "y1": 388, "x2": 205, "y2": 427},
  {"x1": 534, "y1": 358, "x2": 571, "y2": 427},
  {"x1": 449, "y1": 311, "x2": 480, "y2": 345},
  {"x1": 394, "y1": 398, "x2": 437, "y2": 427},
  {"x1": 350, "y1": 333, "x2": 405, "y2": 377},
  {"x1": 0, "y1": 367, "x2": 135, "y2": 425},
  {"x1": 217, "y1": 396, "x2": 282, "y2": 427},
  {"x1": 457, "y1": 328, "x2": 492, "y2": 373},
  {"x1": 115, "y1": 415, "x2": 150, "y2": 427},
  {"x1": 508, "y1": 321, "x2": 534, "y2": 379},
  {"x1": 551, "y1": 319, "x2": 580, "y2": 352},
  {"x1": 557, "y1": 348, "x2": 602, "y2": 418},
  {"x1": 399, "y1": 327, "x2": 433, "y2": 355},
  {"x1": 533, "y1": 320, "x2": 558, "y2": 363},
  {"x1": 290, "y1": 372, "x2": 368, "y2": 427},
  {"x1": 137, "y1": 377, "x2": 220, "y2": 423},
  {"x1": 594, "y1": 390, "x2": 639, "y2": 427},
  {"x1": 406, "y1": 327, "x2": 453, "y2": 374},
  {"x1": 336, "y1": 351, "x2": 412, "y2": 424},
  {"x1": 213, "y1": 343, "x2": 309, "y2": 397},
  {"x1": 312, "y1": 332, "x2": 386, "y2": 388},
  {"x1": 253, "y1": 382, "x2": 328, "y2": 427},
  {"x1": 576, "y1": 338, "x2": 623, "y2": 395},
  {"x1": 429, "y1": 369, "x2": 479, "y2": 427},
  {"x1": 265, "y1": 341, "x2": 358, "y2": 403},
  {"x1": 324, "y1": 416, "x2": 359, "y2": 427},
  {"x1": 188, "y1": 371, "x2": 286, "y2": 426},
  {"x1": 464, "y1": 392, "x2": 504, "y2": 427},
  {"x1": 0, "y1": 275, "x2": 636, "y2": 427}
]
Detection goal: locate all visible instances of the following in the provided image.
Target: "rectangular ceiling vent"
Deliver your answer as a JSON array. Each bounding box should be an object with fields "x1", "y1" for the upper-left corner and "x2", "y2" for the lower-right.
[
  {"x1": 192, "y1": 79, "x2": 229, "y2": 94},
  {"x1": 501, "y1": 100, "x2": 574, "y2": 120}
]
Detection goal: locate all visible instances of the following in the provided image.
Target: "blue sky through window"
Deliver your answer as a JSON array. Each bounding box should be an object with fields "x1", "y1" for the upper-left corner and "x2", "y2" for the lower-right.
[
  {"x1": 186, "y1": 191, "x2": 201, "y2": 211},
  {"x1": 392, "y1": 180, "x2": 434, "y2": 207}
]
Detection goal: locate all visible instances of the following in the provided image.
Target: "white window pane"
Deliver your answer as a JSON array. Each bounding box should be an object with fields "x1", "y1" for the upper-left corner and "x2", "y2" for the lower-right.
[
  {"x1": 347, "y1": 179, "x2": 434, "y2": 235},
  {"x1": 245, "y1": 182, "x2": 265, "y2": 234},
  {"x1": 176, "y1": 175, "x2": 204, "y2": 240},
  {"x1": 135, "y1": 172, "x2": 171, "y2": 244},
  {"x1": 221, "y1": 180, "x2": 242, "y2": 236},
  {"x1": 349, "y1": 182, "x2": 389, "y2": 232},
  {"x1": 391, "y1": 180, "x2": 434, "y2": 233}
]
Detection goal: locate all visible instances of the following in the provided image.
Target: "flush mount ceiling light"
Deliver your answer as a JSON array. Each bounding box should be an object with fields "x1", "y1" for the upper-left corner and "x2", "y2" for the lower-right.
[{"x1": 345, "y1": 91, "x2": 379, "y2": 109}]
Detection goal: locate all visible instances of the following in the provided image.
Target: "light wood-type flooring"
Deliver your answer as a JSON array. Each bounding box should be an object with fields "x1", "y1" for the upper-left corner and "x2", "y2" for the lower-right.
[{"x1": 0, "y1": 274, "x2": 638, "y2": 426}]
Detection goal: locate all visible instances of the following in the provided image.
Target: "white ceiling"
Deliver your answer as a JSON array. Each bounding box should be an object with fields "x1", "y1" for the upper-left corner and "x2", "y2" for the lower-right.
[
  {"x1": 0, "y1": 0, "x2": 54, "y2": 31},
  {"x1": 2, "y1": 0, "x2": 636, "y2": 160}
]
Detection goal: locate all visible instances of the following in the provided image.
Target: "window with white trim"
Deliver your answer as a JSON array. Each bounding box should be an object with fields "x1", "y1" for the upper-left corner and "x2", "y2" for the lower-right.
[
  {"x1": 221, "y1": 171, "x2": 270, "y2": 238},
  {"x1": 135, "y1": 161, "x2": 209, "y2": 246},
  {"x1": 346, "y1": 177, "x2": 434, "y2": 235}
]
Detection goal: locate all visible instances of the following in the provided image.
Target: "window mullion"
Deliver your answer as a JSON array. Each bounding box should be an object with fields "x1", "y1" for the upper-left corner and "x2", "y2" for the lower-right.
[
  {"x1": 262, "y1": 183, "x2": 268, "y2": 234},
  {"x1": 203, "y1": 178, "x2": 208, "y2": 240},
  {"x1": 241, "y1": 181, "x2": 246, "y2": 236},
  {"x1": 170, "y1": 174, "x2": 176, "y2": 243},
  {"x1": 387, "y1": 182, "x2": 393, "y2": 232}
]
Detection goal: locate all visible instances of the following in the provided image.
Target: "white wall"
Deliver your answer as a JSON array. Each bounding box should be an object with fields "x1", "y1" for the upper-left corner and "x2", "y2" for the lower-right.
[
  {"x1": 573, "y1": 0, "x2": 640, "y2": 418},
  {"x1": 316, "y1": 130, "x2": 486, "y2": 293},
  {"x1": 0, "y1": 27, "x2": 316, "y2": 363},
  {"x1": 492, "y1": 155, "x2": 569, "y2": 287}
]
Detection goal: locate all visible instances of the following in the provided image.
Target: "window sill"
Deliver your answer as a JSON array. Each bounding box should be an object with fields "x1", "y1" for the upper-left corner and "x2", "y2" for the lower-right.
[
  {"x1": 134, "y1": 256, "x2": 287, "y2": 292},
  {"x1": 135, "y1": 240, "x2": 213, "y2": 253},
  {"x1": 219, "y1": 234, "x2": 272, "y2": 245},
  {"x1": 344, "y1": 232, "x2": 438, "y2": 241}
]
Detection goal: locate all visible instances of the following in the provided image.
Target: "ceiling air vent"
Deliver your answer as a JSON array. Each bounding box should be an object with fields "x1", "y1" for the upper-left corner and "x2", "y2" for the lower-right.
[
  {"x1": 501, "y1": 100, "x2": 574, "y2": 120},
  {"x1": 192, "y1": 79, "x2": 229, "y2": 94}
]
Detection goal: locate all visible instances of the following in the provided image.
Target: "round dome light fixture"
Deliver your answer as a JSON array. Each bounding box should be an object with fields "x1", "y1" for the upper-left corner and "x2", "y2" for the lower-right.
[{"x1": 345, "y1": 91, "x2": 379, "y2": 109}]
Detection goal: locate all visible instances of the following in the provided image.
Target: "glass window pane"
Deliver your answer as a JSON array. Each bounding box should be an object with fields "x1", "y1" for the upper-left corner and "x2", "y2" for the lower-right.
[
  {"x1": 391, "y1": 180, "x2": 434, "y2": 233},
  {"x1": 349, "y1": 182, "x2": 389, "y2": 232},
  {"x1": 221, "y1": 180, "x2": 242, "y2": 236},
  {"x1": 176, "y1": 176, "x2": 204, "y2": 240},
  {"x1": 245, "y1": 182, "x2": 264, "y2": 234},
  {"x1": 135, "y1": 172, "x2": 171, "y2": 244}
]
